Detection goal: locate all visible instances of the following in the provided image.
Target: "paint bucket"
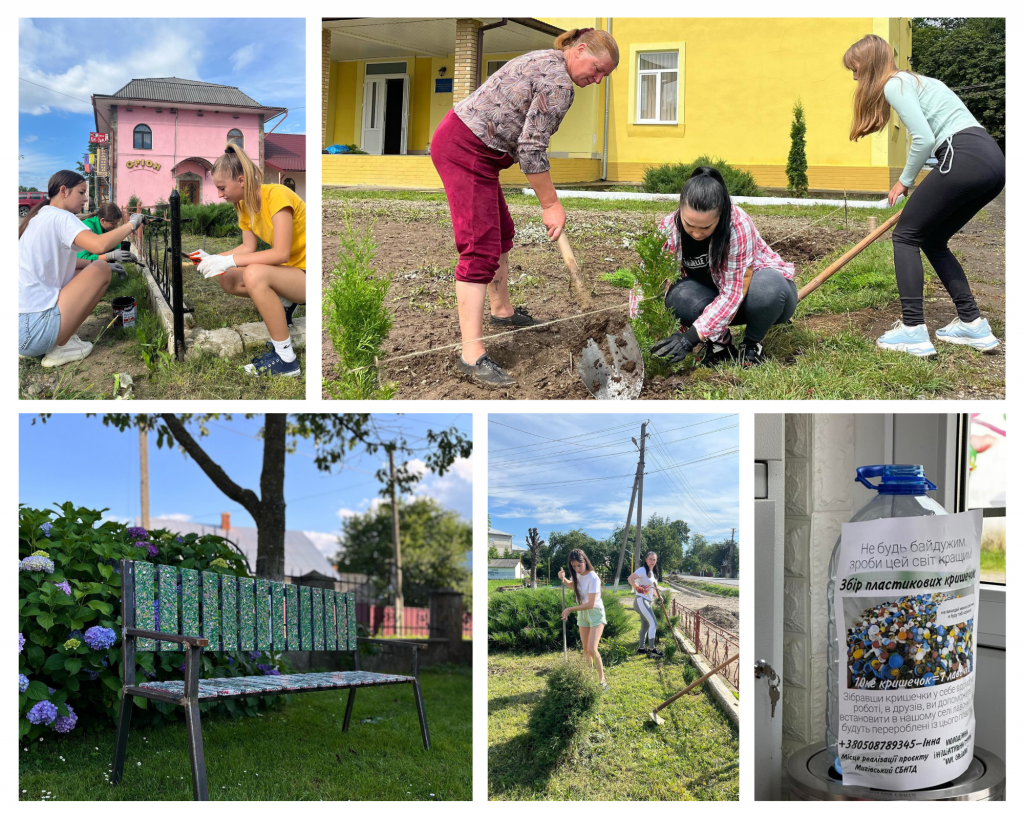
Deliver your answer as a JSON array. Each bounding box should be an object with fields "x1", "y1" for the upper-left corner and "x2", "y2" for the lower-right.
[{"x1": 112, "y1": 296, "x2": 137, "y2": 330}]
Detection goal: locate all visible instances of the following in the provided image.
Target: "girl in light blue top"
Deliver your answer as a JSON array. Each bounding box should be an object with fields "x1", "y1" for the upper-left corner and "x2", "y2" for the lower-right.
[{"x1": 844, "y1": 34, "x2": 1003, "y2": 357}]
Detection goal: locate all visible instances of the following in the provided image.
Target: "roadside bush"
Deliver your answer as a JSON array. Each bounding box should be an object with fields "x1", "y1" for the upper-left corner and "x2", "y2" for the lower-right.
[
  {"x1": 180, "y1": 202, "x2": 239, "y2": 240},
  {"x1": 641, "y1": 155, "x2": 761, "y2": 197},
  {"x1": 18, "y1": 504, "x2": 291, "y2": 745},
  {"x1": 489, "y1": 588, "x2": 630, "y2": 653},
  {"x1": 324, "y1": 211, "x2": 396, "y2": 399},
  {"x1": 530, "y1": 653, "x2": 602, "y2": 756}
]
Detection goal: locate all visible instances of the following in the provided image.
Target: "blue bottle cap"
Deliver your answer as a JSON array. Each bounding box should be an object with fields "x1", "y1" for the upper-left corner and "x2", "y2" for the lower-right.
[{"x1": 855, "y1": 465, "x2": 937, "y2": 495}]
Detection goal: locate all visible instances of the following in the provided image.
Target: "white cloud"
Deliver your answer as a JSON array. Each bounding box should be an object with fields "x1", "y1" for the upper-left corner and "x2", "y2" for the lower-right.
[
  {"x1": 404, "y1": 458, "x2": 429, "y2": 478},
  {"x1": 19, "y1": 148, "x2": 65, "y2": 189},
  {"x1": 303, "y1": 530, "x2": 340, "y2": 559},
  {"x1": 19, "y1": 21, "x2": 204, "y2": 115},
  {"x1": 230, "y1": 44, "x2": 258, "y2": 72},
  {"x1": 414, "y1": 455, "x2": 472, "y2": 507},
  {"x1": 22, "y1": 135, "x2": 38, "y2": 143},
  {"x1": 157, "y1": 513, "x2": 193, "y2": 522},
  {"x1": 336, "y1": 507, "x2": 359, "y2": 520},
  {"x1": 532, "y1": 505, "x2": 582, "y2": 524}
]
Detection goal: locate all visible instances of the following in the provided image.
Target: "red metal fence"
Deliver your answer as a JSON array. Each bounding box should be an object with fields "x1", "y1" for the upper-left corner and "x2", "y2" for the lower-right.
[
  {"x1": 671, "y1": 599, "x2": 739, "y2": 689},
  {"x1": 356, "y1": 603, "x2": 472, "y2": 639}
]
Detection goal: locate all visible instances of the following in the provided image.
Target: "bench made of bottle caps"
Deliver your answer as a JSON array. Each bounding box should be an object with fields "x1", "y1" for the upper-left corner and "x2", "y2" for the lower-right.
[{"x1": 110, "y1": 559, "x2": 430, "y2": 800}]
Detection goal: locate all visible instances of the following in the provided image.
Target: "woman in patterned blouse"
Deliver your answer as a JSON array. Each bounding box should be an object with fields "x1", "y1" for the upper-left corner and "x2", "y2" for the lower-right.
[
  {"x1": 431, "y1": 27, "x2": 619, "y2": 387},
  {"x1": 651, "y1": 167, "x2": 797, "y2": 368}
]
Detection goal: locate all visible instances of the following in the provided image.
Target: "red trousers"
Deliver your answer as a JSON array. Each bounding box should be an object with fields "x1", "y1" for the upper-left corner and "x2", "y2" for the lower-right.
[{"x1": 431, "y1": 111, "x2": 515, "y2": 284}]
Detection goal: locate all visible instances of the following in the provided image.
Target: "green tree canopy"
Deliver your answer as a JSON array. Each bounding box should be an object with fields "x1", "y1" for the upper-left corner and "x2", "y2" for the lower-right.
[
  {"x1": 335, "y1": 497, "x2": 472, "y2": 610},
  {"x1": 911, "y1": 18, "x2": 1005, "y2": 146}
]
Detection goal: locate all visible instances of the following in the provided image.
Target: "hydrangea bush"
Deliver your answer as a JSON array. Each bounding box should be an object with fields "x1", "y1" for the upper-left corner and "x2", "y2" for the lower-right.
[{"x1": 19, "y1": 503, "x2": 290, "y2": 744}]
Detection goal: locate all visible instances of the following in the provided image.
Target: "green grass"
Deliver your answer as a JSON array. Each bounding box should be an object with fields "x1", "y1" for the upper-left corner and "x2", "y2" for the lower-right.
[
  {"x1": 796, "y1": 242, "x2": 904, "y2": 316},
  {"x1": 488, "y1": 606, "x2": 738, "y2": 800},
  {"x1": 19, "y1": 667, "x2": 470, "y2": 801},
  {"x1": 672, "y1": 579, "x2": 739, "y2": 598},
  {"x1": 980, "y1": 543, "x2": 1005, "y2": 583}
]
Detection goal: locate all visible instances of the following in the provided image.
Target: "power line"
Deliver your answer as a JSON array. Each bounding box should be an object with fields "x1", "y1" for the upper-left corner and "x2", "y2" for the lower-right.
[
  {"x1": 19, "y1": 77, "x2": 92, "y2": 105},
  {"x1": 488, "y1": 419, "x2": 636, "y2": 455}
]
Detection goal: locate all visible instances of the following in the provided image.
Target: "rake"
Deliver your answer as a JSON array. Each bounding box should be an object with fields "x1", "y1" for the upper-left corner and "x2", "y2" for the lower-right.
[{"x1": 649, "y1": 653, "x2": 739, "y2": 726}]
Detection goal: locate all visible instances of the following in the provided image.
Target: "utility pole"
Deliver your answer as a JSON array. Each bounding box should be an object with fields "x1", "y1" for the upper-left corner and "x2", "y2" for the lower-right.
[
  {"x1": 612, "y1": 468, "x2": 640, "y2": 591},
  {"x1": 389, "y1": 450, "x2": 404, "y2": 633},
  {"x1": 139, "y1": 426, "x2": 150, "y2": 530},
  {"x1": 727, "y1": 528, "x2": 736, "y2": 578},
  {"x1": 633, "y1": 420, "x2": 648, "y2": 568},
  {"x1": 613, "y1": 420, "x2": 648, "y2": 590}
]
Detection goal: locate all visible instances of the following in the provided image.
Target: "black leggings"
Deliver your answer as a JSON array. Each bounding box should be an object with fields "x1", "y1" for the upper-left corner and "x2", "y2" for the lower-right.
[{"x1": 893, "y1": 127, "x2": 1005, "y2": 326}]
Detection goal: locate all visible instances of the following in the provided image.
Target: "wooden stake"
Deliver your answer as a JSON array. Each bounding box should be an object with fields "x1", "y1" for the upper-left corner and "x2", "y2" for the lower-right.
[
  {"x1": 797, "y1": 211, "x2": 901, "y2": 301},
  {"x1": 556, "y1": 233, "x2": 593, "y2": 310}
]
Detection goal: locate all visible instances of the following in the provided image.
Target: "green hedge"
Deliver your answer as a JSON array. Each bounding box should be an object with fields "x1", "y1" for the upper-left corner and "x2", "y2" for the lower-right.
[
  {"x1": 641, "y1": 155, "x2": 761, "y2": 196},
  {"x1": 18, "y1": 504, "x2": 290, "y2": 745},
  {"x1": 488, "y1": 588, "x2": 632, "y2": 653}
]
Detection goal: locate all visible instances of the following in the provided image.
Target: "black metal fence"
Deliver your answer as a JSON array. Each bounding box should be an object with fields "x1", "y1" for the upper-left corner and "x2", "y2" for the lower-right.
[{"x1": 127, "y1": 190, "x2": 191, "y2": 361}]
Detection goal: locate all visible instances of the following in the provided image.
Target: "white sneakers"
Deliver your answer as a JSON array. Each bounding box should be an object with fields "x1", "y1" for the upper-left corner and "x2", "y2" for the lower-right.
[
  {"x1": 41, "y1": 334, "x2": 94, "y2": 368},
  {"x1": 878, "y1": 317, "x2": 1001, "y2": 358}
]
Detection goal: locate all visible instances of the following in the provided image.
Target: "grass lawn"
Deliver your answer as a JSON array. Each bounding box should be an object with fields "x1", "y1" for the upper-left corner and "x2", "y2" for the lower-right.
[
  {"x1": 488, "y1": 606, "x2": 738, "y2": 800},
  {"x1": 19, "y1": 666, "x2": 470, "y2": 801}
]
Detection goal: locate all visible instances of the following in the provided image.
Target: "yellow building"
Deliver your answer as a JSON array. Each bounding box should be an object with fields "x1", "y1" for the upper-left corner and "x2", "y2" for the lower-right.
[{"x1": 322, "y1": 18, "x2": 913, "y2": 194}]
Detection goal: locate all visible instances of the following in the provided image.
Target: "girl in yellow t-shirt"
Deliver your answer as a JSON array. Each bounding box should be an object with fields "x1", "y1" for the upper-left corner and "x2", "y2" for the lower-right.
[{"x1": 196, "y1": 143, "x2": 306, "y2": 377}]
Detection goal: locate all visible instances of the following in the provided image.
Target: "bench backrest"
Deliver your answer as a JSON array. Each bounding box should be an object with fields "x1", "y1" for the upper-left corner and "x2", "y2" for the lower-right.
[{"x1": 123, "y1": 560, "x2": 356, "y2": 653}]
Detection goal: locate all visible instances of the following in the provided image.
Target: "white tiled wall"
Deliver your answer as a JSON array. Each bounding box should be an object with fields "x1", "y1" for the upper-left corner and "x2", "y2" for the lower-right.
[{"x1": 781, "y1": 413, "x2": 856, "y2": 762}]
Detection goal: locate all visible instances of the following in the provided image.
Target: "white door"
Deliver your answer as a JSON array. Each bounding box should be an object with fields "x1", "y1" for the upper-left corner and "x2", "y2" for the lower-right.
[
  {"x1": 399, "y1": 74, "x2": 410, "y2": 155},
  {"x1": 361, "y1": 78, "x2": 386, "y2": 155},
  {"x1": 754, "y1": 415, "x2": 785, "y2": 800}
]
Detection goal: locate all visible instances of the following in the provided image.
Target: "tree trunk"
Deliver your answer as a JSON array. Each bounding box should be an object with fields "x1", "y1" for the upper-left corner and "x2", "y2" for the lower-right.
[{"x1": 256, "y1": 414, "x2": 287, "y2": 581}]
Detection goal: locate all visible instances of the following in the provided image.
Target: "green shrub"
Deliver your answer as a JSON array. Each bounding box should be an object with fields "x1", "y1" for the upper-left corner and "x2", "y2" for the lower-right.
[
  {"x1": 599, "y1": 268, "x2": 635, "y2": 288},
  {"x1": 489, "y1": 588, "x2": 630, "y2": 653},
  {"x1": 641, "y1": 155, "x2": 761, "y2": 197},
  {"x1": 323, "y1": 211, "x2": 396, "y2": 399},
  {"x1": 18, "y1": 504, "x2": 290, "y2": 745},
  {"x1": 787, "y1": 101, "x2": 809, "y2": 198},
  {"x1": 529, "y1": 653, "x2": 602, "y2": 759},
  {"x1": 628, "y1": 226, "x2": 683, "y2": 376}
]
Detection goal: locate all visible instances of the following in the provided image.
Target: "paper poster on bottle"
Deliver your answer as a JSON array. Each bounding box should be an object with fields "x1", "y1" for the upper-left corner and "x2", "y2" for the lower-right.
[{"x1": 834, "y1": 509, "x2": 983, "y2": 790}]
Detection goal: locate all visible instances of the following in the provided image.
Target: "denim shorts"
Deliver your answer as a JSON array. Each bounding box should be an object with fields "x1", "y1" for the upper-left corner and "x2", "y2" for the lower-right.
[
  {"x1": 19, "y1": 305, "x2": 62, "y2": 357},
  {"x1": 577, "y1": 606, "x2": 607, "y2": 628}
]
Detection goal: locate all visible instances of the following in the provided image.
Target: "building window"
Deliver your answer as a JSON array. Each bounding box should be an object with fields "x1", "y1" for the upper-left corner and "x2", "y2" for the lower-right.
[
  {"x1": 636, "y1": 51, "x2": 678, "y2": 124},
  {"x1": 133, "y1": 124, "x2": 152, "y2": 150},
  {"x1": 283, "y1": 177, "x2": 296, "y2": 192},
  {"x1": 486, "y1": 60, "x2": 509, "y2": 77},
  {"x1": 366, "y1": 61, "x2": 407, "y2": 75},
  {"x1": 227, "y1": 129, "x2": 244, "y2": 148}
]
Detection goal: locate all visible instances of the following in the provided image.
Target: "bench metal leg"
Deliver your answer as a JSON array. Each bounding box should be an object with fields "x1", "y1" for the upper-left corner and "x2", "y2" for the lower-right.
[
  {"x1": 342, "y1": 688, "x2": 357, "y2": 732},
  {"x1": 184, "y1": 701, "x2": 209, "y2": 801},
  {"x1": 110, "y1": 692, "x2": 134, "y2": 784},
  {"x1": 412, "y1": 679, "x2": 431, "y2": 750}
]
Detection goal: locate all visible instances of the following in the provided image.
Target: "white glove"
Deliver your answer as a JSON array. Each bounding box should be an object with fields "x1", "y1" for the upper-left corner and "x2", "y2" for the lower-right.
[
  {"x1": 187, "y1": 248, "x2": 211, "y2": 265},
  {"x1": 128, "y1": 213, "x2": 146, "y2": 229},
  {"x1": 197, "y1": 254, "x2": 236, "y2": 279},
  {"x1": 108, "y1": 248, "x2": 136, "y2": 264}
]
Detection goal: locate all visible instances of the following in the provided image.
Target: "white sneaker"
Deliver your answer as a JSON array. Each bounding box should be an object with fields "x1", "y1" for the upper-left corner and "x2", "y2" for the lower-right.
[
  {"x1": 935, "y1": 317, "x2": 1000, "y2": 352},
  {"x1": 41, "y1": 338, "x2": 94, "y2": 368},
  {"x1": 876, "y1": 321, "x2": 936, "y2": 357}
]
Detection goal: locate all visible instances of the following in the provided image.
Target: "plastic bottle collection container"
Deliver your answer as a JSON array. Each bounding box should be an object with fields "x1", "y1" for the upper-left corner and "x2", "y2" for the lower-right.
[{"x1": 824, "y1": 465, "x2": 948, "y2": 776}]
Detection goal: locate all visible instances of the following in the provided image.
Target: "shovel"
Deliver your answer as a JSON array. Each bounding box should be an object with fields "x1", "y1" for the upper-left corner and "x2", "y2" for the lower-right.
[
  {"x1": 578, "y1": 323, "x2": 645, "y2": 400},
  {"x1": 556, "y1": 233, "x2": 592, "y2": 310},
  {"x1": 649, "y1": 653, "x2": 739, "y2": 726}
]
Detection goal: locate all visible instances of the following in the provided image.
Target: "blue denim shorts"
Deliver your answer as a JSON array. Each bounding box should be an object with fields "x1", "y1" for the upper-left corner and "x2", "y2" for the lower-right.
[{"x1": 19, "y1": 305, "x2": 62, "y2": 358}]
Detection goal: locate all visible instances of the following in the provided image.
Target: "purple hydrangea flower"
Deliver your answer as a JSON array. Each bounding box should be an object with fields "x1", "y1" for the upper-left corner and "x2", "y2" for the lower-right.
[
  {"x1": 83, "y1": 626, "x2": 116, "y2": 651},
  {"x1": 227, "y1": 657, "x2": 234, "y2": 666},
  {"x1": 47, "y1": 687, "x2": 56, "y2": 695},
  {"x1": 19, "y1": 555, "x2": 55, "y2": 574},
  {"x1": 54, "y1": 705, "x2": 77, "y2": 734},
  {"x1": 83, "y1": 669, "x2": 99, "y2": 681},
  {"x1": 127, "y1": 527, "x2": 148, "y2": 540},
  {"x1": 257, "y1": 664, "x2": 280, "y2": 676},
  {"x1": 26, "y1": 700, "x2": 58, "y2": 726},
  {"x1": 135, "y1": 541, "x2": 158, "y2": 558},
  {"x1": 177, "y1": 663, "x2": 186, "y2": 673},
  {"x1": 40, "y1": 522, "x2": 52, "y2": 537},
  {"x1": 53, "y1": 580, "x2": 72, "y2": 596},
  {"x1": 19, "y1": 674, "x2": 29, "y2": 693},
  {"x1": 68, "y1": 630, "x2": 84, "y2": 641},
  {"x1": 19, "y1": 633, "x2": 25, "y2": 654},
  {"x1": 248, "y1": 651, "x2": 261, "y2": 661},
  {"x1": 175, "y1": 536, "x2": 184, "y2": 543}
]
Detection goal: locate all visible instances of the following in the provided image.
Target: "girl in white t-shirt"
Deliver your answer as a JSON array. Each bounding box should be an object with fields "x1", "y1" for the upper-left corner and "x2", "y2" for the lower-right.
[
  {"x1": 558, "y1": 548, "x2": 608, "y2": 689},
  {"x1": 628, "y1": 551, "x2": 664, "y2": 658},
  {"x1": 19, "y1": 170, "x2": 144, "y2": 366}
]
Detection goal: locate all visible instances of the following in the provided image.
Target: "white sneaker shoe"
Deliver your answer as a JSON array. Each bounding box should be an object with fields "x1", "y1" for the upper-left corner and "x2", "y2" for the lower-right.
[
  {"x1": 935, "y1": 317, "x2": 1000, "y2": 352},
  {"x1": 876, "y1": 321, "x2": 936, "y2": 357},
  {"x1": 41, "y1": 337, "x2": 94, "y2": 367}
]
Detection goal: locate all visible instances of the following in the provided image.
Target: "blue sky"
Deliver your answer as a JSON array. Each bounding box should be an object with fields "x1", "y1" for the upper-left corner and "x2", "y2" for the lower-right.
[
  {"x1": 488, "y1": 413, "x2": 738, "y2": 550},
  {"x1": 20, "y1": 414, "x2": 472, "y2": 560},
  {"x1": 18, "y1": 18, "x2": 306, "y2": 190}
]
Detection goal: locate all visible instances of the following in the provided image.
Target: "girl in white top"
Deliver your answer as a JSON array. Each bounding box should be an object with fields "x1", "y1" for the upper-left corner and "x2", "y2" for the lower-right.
[
  {"x1": 558, "y1": 548, "x2": 607, "y2": 689},
  {"x1": 628, "y1": 551, "x2": 664, "y2": 658},
  {"x1": 19, "y1": 170, "x2": 144, "y2": 366}
]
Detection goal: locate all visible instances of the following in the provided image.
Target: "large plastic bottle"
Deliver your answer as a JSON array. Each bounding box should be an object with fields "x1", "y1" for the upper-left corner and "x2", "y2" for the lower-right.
[{"x1": 825, "y1": 465, "x2": 947, "y2": 776}]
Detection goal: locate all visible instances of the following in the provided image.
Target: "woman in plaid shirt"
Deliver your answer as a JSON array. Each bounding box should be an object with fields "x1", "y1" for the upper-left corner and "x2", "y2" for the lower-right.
[
  {"x1": 652, "y1": 167, "x2": 797, "y2": 367},
  {"x1": 430, "y1": 28, "x2": 619, "y2": 388}
]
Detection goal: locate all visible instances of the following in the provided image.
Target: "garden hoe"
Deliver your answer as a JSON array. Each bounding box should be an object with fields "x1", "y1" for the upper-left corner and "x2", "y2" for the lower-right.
[{"x1": 648, "y1": 653, "x2": 739, "y2": 726}]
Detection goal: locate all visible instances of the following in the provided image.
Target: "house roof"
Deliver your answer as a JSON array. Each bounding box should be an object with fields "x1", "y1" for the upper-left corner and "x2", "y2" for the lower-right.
[
  {"x1": 109, "y1": 77, "x2": 264, "y2": 107},
  {"x1": 489, "y1": 559, "x2": 522, "y2": 568},
  {"x1": 143, "y1": 517, "x2": 339, "y2": 580},
  {"x1": 488, "y1": 527, "x2": 512, "y2": 537},
  {"x1": 265, "y1": 133, "x2": 305, "y2": 172}
]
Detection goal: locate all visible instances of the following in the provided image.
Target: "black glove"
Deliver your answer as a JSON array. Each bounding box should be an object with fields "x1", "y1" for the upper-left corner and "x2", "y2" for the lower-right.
[{"x1": 651, "y1": 326, "x2": 702, "y2": 364}]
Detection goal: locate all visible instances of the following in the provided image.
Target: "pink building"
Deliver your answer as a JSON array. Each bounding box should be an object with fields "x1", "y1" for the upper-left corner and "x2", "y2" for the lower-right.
[
  {"x1": 91, "y1": 77, "x2": 287, "y2": 209},
  {"x1": 264, "y1": 133, "x2": 306, "y2": 200}
]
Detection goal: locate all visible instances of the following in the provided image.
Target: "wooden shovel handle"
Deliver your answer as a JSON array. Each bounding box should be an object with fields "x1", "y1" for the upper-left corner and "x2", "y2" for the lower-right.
[
  {"x1": 652, "y1": 653, "x2": 739, "y2": 714},
  {"x1": 797, "y1": 211, "x2": 901, "y2": 301},
  {"x1": 556, "y1": 233, "x2": 578, "y2": 274}
]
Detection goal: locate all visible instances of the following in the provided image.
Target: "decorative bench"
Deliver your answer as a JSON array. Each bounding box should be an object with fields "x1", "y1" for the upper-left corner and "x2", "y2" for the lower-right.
[{"x1": 111, "y1": 560, "x2": 430, "y2": 800}]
